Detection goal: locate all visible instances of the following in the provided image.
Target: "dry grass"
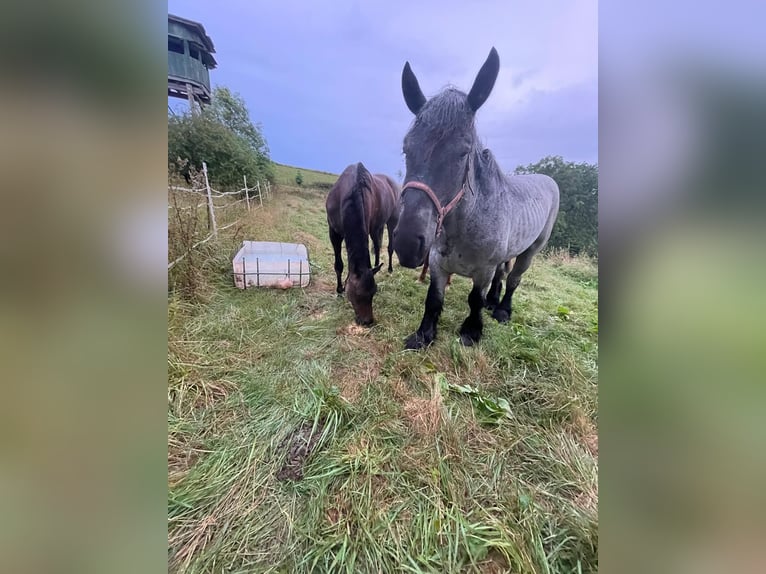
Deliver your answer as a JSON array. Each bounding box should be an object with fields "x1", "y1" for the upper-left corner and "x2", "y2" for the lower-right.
[
  {"x1": 402, "y1": 377, "x2": 446, "y2": 436},
  {"x1": 332, "y1": 357, "x2": 381, "y2": 403}
]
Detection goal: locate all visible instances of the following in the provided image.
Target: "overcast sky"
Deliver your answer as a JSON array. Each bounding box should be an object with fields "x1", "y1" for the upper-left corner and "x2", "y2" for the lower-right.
[{"x1": 168, "y1": 0, "x2": 597, "y2": 176}]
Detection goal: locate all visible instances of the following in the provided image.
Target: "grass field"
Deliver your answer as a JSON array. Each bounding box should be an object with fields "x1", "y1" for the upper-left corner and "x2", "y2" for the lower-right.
[
  {"x1": 271, "y1": 162, "x2": 339, "y2": 187},
  {"x1": 168, "y1": 183, "x2": 598, "y2": 573}
]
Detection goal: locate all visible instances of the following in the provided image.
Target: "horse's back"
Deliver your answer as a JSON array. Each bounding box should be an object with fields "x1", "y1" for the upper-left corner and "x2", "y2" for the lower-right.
[
  {"x1": 372, "y1": 173, "x2": 401, "y2": 224},
  {"x1": 491, "y1": 173, "x2": 560, "y2": 257},
  {"x1": 506, "y1": 173, "x2": 559, "y2": 210}
]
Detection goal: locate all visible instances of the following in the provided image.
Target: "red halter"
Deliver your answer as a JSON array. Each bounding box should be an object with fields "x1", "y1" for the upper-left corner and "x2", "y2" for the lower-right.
[{"x1": 401, "y1": 180, "x2": 468, "y2": 237}]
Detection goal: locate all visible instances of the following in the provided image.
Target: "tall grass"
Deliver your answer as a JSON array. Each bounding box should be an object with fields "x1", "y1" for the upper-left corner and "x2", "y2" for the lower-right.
[{"x1": 168, "y1": 183, "x2": 598, "y2": 573}]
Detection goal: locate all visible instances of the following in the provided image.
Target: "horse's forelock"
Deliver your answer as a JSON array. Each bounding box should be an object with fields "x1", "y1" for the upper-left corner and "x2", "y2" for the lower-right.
[{"x1": 405, "y1": 89, "x2": 476, "y2": 155}]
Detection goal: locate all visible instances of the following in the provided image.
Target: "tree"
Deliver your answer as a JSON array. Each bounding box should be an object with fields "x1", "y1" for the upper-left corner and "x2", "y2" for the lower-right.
[
  {"x1": 208, "y1": 87, "x2": 270, "y2": 160},
  {"x1": 168, "y1": 86, "x2": 274, "y2": 188},
  {"x1": 515, "y1": 156, "x2": 598, "y2": 255}
]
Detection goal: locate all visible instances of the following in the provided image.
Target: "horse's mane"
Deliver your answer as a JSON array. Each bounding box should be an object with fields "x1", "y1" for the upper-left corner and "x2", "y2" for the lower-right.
[
  {"x1": 341, "y1": 162, "x2": 373, "y2": 270},
  {"x1": 475, "y1": 147, "x2": 505, "y2": 188}
]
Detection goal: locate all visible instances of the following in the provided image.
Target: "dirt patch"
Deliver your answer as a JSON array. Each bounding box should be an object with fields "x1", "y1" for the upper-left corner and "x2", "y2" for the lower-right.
[
  {"x1": 337, "y1": 322, "x2": 368, "y2": 336},
  {"x1": 275, "y1": 419, "x2": 326, "y2": 481},
  {"x1": 477, "y1": 550, "x2": 510, "y2": 573}
]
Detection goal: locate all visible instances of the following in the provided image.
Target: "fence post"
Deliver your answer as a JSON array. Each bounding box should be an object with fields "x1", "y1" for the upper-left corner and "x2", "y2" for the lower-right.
[
  {"x1": 257, "y1": 180, "x2": 263, "y2": 208},
  {"x1": 244, "y1": 175, "x2": 251, "y2": 211},
  {"x1": 203, "y1": 162, "x2": 217, "y2": 237}
]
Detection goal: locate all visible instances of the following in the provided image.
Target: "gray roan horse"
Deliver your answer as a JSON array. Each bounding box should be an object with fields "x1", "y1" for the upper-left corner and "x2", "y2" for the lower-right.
[
  {"x1": 326, "y1": 162, "x2": 400, "y2": 326},
  {"x1": 392, "y1": 47, "x2": 560, "y2": 349}
]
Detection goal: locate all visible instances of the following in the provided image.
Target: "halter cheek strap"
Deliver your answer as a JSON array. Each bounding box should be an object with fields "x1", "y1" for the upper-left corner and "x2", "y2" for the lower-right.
[{"x1": 401, "y1": 181, "x2": 467, "y2": 237}]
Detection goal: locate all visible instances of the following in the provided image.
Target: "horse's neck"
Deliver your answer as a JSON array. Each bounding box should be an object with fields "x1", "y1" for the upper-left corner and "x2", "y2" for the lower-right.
[{"x1": 462, "y1": 149, "x2": 494, "y2": 209}]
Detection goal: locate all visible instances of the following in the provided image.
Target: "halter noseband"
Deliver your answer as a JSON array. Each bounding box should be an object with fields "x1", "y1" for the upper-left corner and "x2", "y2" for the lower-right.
[{"x1": 401, "y1": 180, "x2": 469, "y2": 237}]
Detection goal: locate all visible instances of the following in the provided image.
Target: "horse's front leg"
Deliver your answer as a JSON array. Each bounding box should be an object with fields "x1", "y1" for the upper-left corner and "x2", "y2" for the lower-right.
[
  {"x1": 329, "y1": 227, "x2": 345, "y2": 295},
  {"x1": 405, "y1": 264, "x2": 448, "y2": 350}
]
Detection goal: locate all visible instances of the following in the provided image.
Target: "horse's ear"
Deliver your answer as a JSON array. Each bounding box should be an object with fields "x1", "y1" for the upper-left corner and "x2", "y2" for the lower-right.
[
  {"x1": 467, "y1": 47, "x2": 500, "y2": 112},
  {"x1": 402, "y1": 61, "x2": 426, "y2": 115},
  {"x1": 372, "y1": 263, "x2": 383, "y2": 275}
]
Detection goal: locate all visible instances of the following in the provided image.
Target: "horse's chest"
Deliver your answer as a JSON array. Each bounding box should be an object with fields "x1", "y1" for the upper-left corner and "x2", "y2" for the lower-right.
[
  {"x1": 437, "y1": 243, "x2": 488, "y2": 276},
  {"x1": 435, "y1": 224, "x2": 509, "y2": 275}
]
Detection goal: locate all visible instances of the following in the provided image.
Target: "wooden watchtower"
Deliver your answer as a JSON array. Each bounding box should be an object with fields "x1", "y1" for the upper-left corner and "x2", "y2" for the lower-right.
[{"x1": 168, "y1": 14, "x2": 217, "y2": 111}]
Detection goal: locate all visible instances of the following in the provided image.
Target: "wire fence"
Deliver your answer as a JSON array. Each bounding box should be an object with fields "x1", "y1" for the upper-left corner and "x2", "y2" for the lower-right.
[{"x1": 168, "y1": 162, "x2": 273, "y2": 270}]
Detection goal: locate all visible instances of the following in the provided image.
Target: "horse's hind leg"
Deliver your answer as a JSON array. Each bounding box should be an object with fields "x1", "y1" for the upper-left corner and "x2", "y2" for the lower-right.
[
  {"x1": 371, "y1": 226, "x2": 384, "y2": 268},
  {"x1": 493, "y1": 249, "x2": 538, "y2": 323},
  {"x1": 419, "y1": 253, "x2": 429, "y2": 282},
  {"x1": 329, "y1": 227, "x2": 345, "y2": 295},
  {"x1": 459, "y1": 270, "x2": 494, "y2": 346},
  {"x1": 386, "y1": 221, "x2": 396, "y2": 272},
  {"x1": 485, "y1": 263, "x2": 507, "y2": 310}
]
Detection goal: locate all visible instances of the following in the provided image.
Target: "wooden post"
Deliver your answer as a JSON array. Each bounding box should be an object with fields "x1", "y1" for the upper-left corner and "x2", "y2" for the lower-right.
[
  {"x1": 244, "y1": 175, "x2": 251, "y2": 211},
  {"x1": 257, "y1": 180, "x2": 263, "y2": 208},
  {"x1": 186, "y1": 83, "x2": 197, "y2": 116},
  {"x1": 203, "y1": 162, "x2": 217, "y2": 237}
]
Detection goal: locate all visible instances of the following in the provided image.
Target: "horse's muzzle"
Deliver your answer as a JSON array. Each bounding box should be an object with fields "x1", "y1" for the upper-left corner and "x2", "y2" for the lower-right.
[{"x1": 393, "y1": 233, "x2": 426, "y2": 269}]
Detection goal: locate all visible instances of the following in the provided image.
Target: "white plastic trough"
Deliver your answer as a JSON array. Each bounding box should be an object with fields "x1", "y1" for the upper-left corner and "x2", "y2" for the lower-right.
[{"x1": 232, "y1": 241, "x2": 311, "y2": 289}]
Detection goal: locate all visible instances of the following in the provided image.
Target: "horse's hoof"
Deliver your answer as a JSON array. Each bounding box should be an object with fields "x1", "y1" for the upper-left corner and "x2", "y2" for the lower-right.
[
  {"x1": 492, "y1": 308, "x2": 510, "y2": 323},
  {"x1": 404, "y1": 332, "x2": 431, "y2": 350},
  {"x1": 459, "y1": 324, "x2": 482, "y2": 346},
  {"x1": 459, "y1": 333, "x2": 479, "y2": 346}
]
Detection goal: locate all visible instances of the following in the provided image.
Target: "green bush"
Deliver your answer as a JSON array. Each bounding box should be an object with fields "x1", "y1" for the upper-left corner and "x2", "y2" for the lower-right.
[
  {"x1": 168, "y1": 86, "x2": 273, "y2": 190},
  {"x1": 515, "y1": 156, "x2": 598, "y2": 255},
  {"x1": 295, "y1": 171, "x2": 303, "y2": 186}
]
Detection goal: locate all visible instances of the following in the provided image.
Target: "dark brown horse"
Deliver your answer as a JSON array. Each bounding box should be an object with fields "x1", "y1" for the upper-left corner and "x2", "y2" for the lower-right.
[{"x1": 326, "y1": 162, "x2": 400, "y2": 326}]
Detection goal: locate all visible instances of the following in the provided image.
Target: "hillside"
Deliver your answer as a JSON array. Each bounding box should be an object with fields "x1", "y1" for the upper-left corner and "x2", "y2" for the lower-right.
[{"x1": 271, "y1": 161, "x2": 339, "y2": 187}]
